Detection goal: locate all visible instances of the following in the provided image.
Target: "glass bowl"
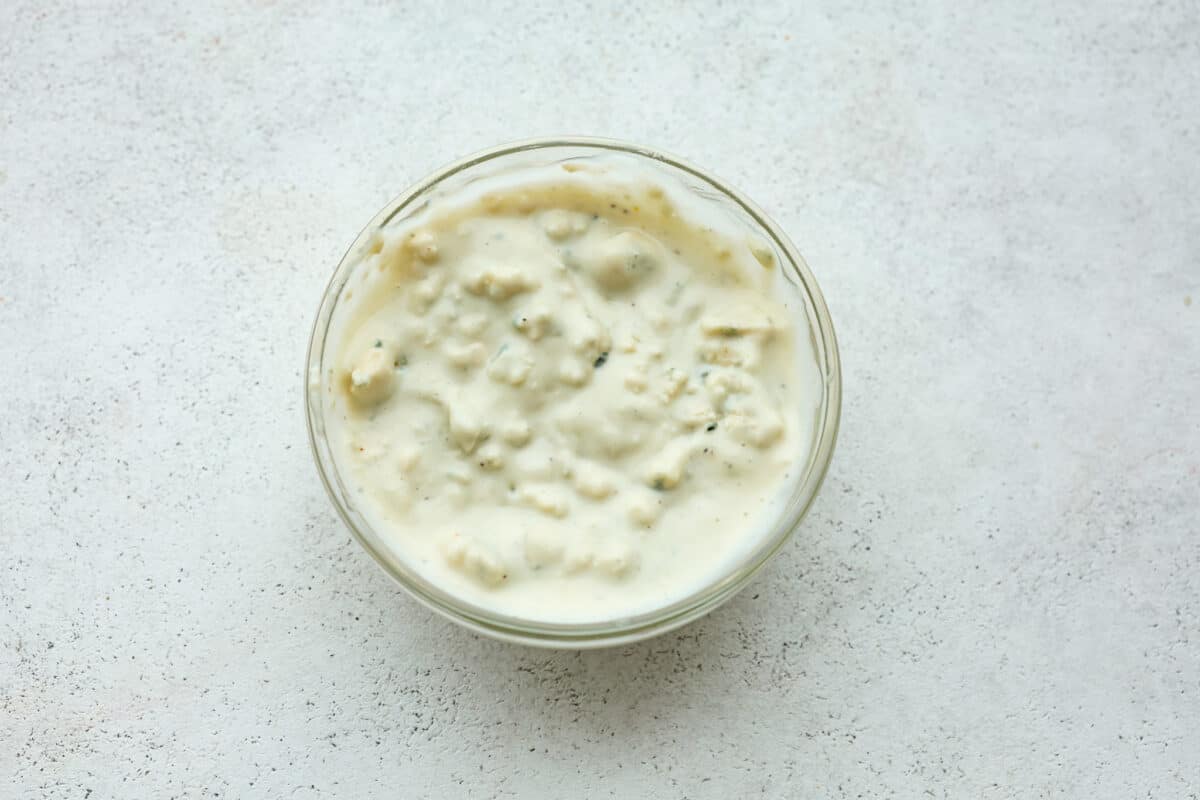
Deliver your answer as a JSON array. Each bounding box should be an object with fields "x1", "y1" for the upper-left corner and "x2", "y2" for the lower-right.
[{"x1": 305, "y1": 137, "x2": 841, "y2": 648}]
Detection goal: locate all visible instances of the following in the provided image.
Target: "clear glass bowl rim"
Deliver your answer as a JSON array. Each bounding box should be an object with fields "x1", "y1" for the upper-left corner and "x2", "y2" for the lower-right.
[{"x1": 305, "y1": 136, "x2": 842, "y2": 648}]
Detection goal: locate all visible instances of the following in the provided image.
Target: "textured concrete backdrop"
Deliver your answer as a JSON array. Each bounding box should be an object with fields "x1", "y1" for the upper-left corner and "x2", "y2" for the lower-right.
[{"x1": 2, "y1": 1, "x2": 1198, "y2": 797}]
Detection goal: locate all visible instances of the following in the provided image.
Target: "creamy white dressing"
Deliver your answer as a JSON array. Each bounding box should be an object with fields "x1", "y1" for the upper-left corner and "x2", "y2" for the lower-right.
[{"x1": 323, "y1": 158, "x2": 822, "y2": 623}]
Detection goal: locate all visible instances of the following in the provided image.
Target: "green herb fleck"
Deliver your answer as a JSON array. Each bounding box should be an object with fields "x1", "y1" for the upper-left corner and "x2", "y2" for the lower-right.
[
  {"x1": 373, "y1": 339, "x2": 383, "y2": 348},
  {"x1": 667, "y1": 281, "x2": 685, "y2": 305},
  {"x1": 706, "y1": 422, "x2": 718, "y2": 432},
  {"x1": 593, "y1": 351, "x2": 609, "y2": 369}
]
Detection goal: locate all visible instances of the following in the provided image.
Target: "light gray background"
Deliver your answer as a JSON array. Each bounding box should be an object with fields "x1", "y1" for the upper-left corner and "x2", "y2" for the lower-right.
[{"x1": 2, "y1": 1, "x2": 1197, "y2": 797}]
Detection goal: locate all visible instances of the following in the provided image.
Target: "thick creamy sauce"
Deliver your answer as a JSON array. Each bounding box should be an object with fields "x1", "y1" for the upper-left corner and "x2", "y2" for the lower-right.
[{"x1": 322, "y1": 159, "x2": 821, "y2": 623}]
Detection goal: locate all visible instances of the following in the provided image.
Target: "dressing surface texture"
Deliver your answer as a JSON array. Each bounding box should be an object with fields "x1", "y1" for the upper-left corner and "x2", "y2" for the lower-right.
[{"x1": 324, "y1": 164, "x2": 819, "y2": 622}]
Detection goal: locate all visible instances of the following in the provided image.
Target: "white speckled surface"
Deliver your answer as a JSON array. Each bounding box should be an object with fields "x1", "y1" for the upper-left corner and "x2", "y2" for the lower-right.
[{"x1": 3, "y1": 1, "x2": 1198, "y2": 797}]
